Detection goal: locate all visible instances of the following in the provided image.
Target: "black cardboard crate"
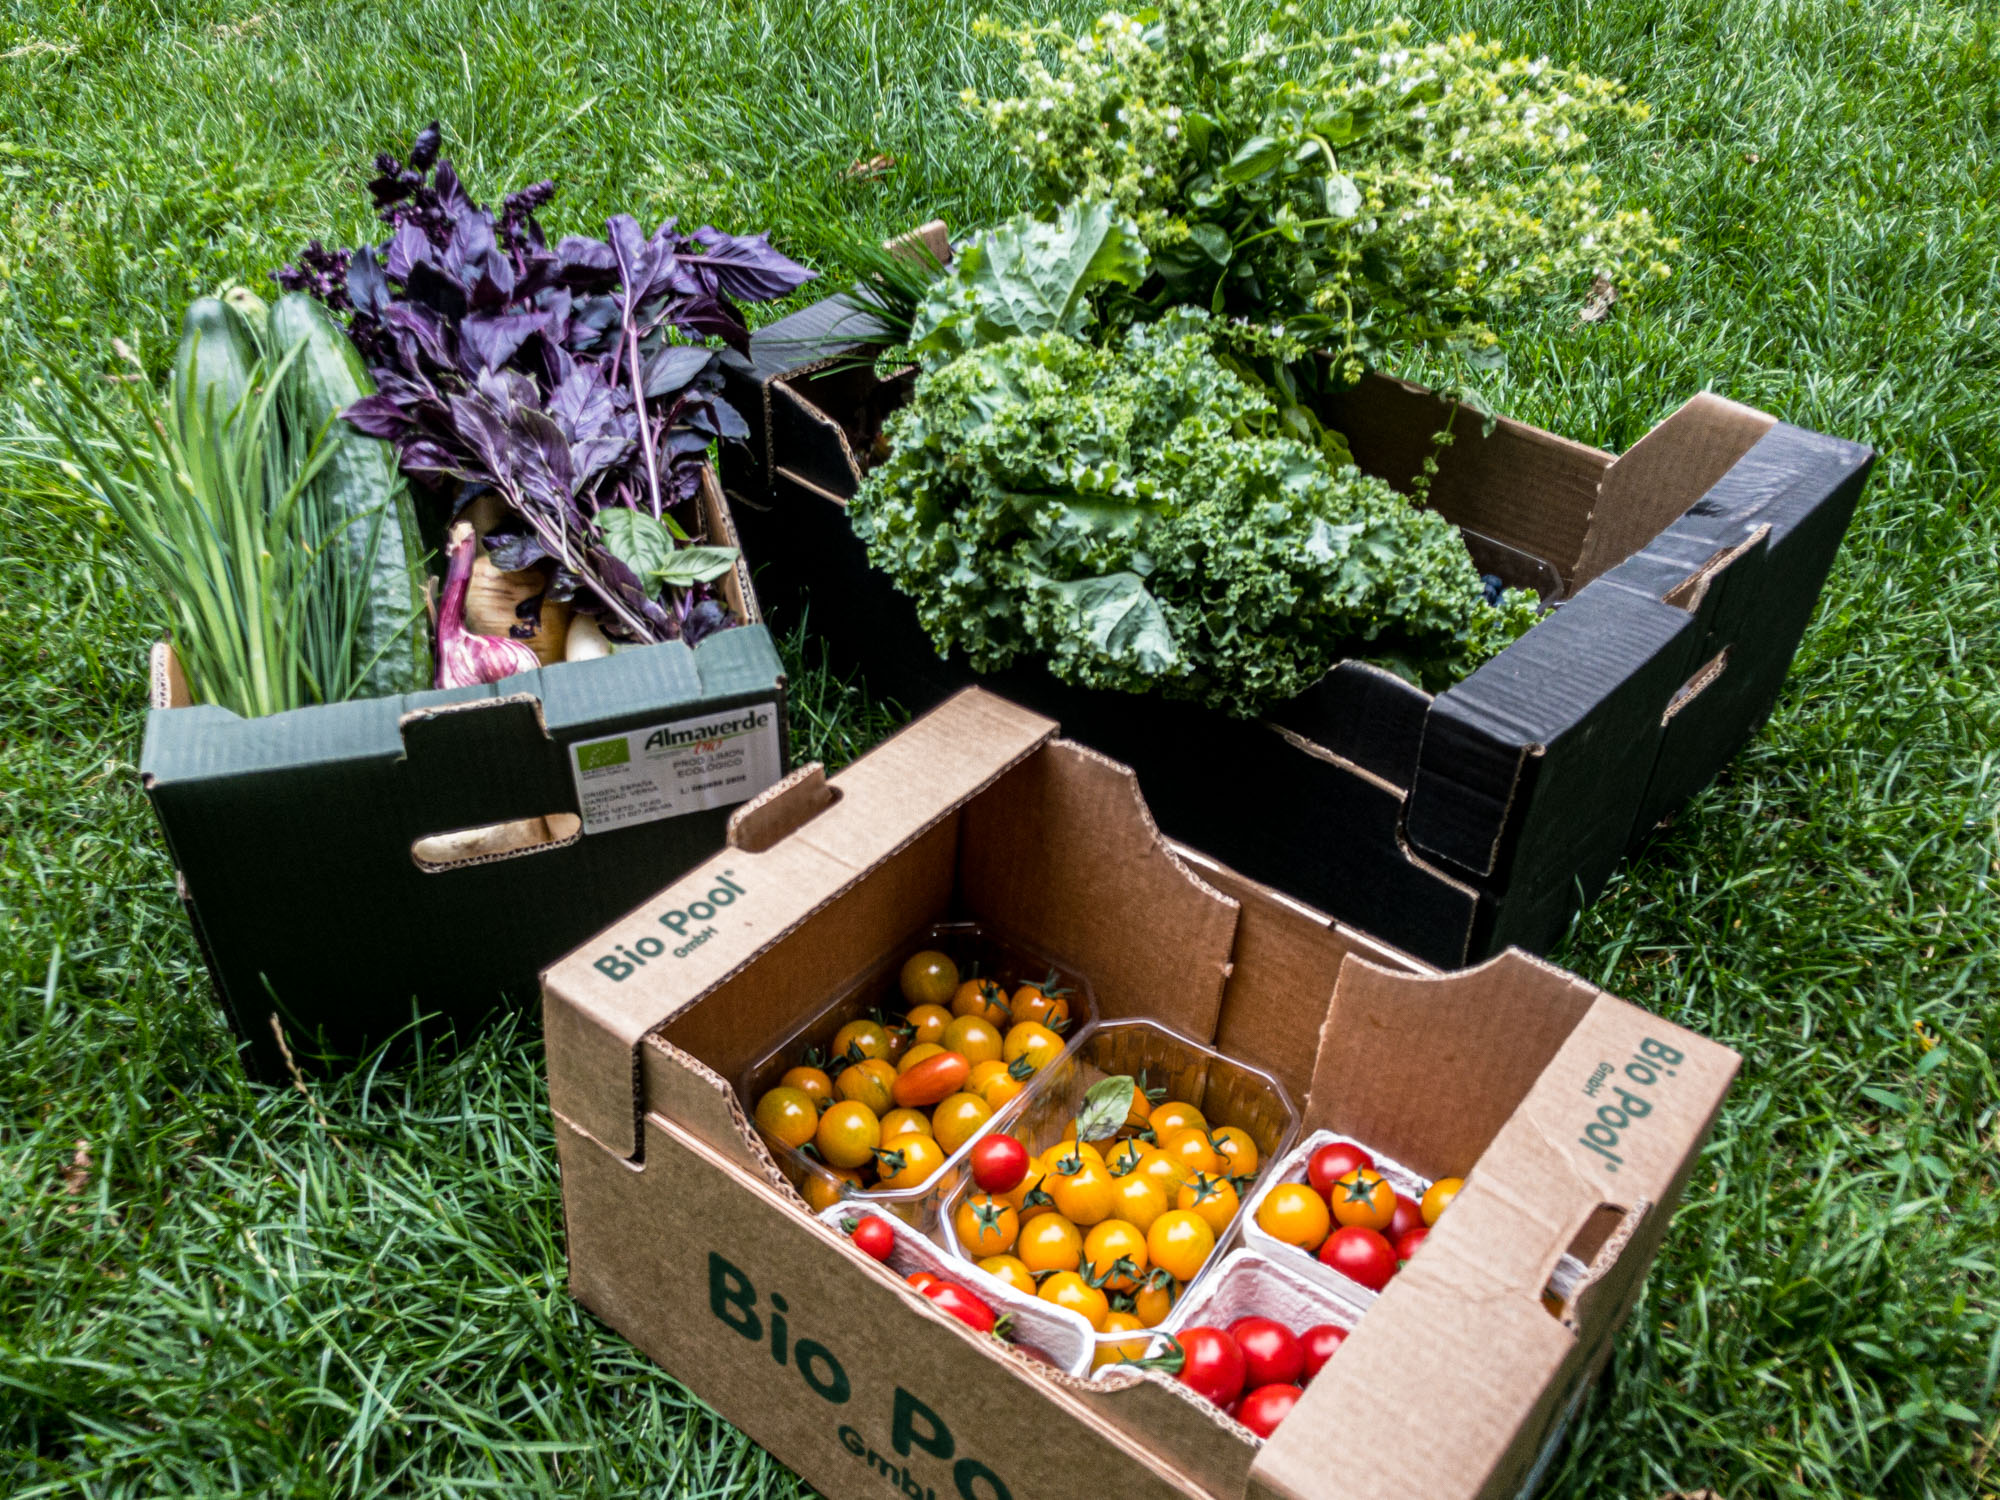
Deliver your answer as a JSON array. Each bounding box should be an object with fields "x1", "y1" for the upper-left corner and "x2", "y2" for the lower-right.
[
  {"x1": 141, "y1": 469, "x2": 790, "y2": 1079},
  {"x1": 719, "y1": 294, "x2": 1873, "y2": 968}
]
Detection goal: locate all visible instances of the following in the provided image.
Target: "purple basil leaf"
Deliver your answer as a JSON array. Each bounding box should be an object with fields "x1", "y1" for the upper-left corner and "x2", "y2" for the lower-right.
[
  {"x1": 433, "y1": 159, "x2": 476, "y2": 224},
  {"x1": 385, "y1": 221, "x2": 434, "y2": 282},
  {"x1": 687, "y1": 225, "x2": 817, "y2": 303},
  {"x1": 484, "y1": 527, "x2": 555, "y2": 572},
  {"x1": 347, "y1": 248, "x2": 391, "y2": 317},
  {"x1": 706, "y1": 391, "x2": 750, "y2": 441},
  {"x1": 566, "y1": 295, "x2": 622, "y2": 353},
  {"x1": 549, "y1": 366, "x2": 616, "y2": 436},
  {"x1": 408, "y1": 122, "x2": 443, "y2": 173},
  {"x1": 461, "y1": 311, "x2": 548, "y2": 372},
  {"x1": 681, "y1": 598, "x2": 733, "y2": 645},
  {"x1": 381, "y1": 301, "x2": 454, "y2": 368},
  {"x1": 403, "y1": 258, "x2": 468, "y2": 320},
  {"x1": 641, "y1": 343, "x2": 716, "y2": 399},
  {"x1": 661, "y1": 290, "x2": 751, "y2": 352},
  {"x1": 340, "y1": 393, "x2": 408, "y2": 440}
]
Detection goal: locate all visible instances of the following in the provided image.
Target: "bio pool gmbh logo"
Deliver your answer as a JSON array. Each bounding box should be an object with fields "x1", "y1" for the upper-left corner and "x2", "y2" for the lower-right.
[{"x1": 576, "y1": 739, "x2": 631, "y2": 772}]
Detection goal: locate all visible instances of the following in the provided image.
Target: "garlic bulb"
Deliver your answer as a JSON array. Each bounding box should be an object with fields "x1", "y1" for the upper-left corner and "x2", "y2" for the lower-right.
[
  {"x1": 464, "y1": 553, "x2": 569, "y2": 666},
  {"x1": 565, "y1": 614, "x2": 614, "y2": 663}
]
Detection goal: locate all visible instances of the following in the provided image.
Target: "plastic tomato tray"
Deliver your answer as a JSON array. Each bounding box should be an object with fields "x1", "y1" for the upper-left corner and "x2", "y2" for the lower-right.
[
  {"x1": 739, "y1": 920, "x2": 1099, "y2": 1228},
  {"x1": 935, "y1": 1018, "x2": 1301, "y2": 1355},
  {"x1": 818, "y1": 1202, "x2": 1096, "y2": 1378},
  {"x1": 1239, "y1": 1128, "x2": 1587, "y2": 1308}
]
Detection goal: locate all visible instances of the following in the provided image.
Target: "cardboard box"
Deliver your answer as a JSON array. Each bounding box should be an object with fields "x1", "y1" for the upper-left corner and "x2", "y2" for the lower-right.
[
  {"x1": 544, "y1": 689, "x2": 1739, "y2": 1500},
  {"x1": 142, "y1": 466, "x2": 789, "y2": 1080},
  {"x1": 718, "y1": 280, "x2": 1875, "y2": 967}
]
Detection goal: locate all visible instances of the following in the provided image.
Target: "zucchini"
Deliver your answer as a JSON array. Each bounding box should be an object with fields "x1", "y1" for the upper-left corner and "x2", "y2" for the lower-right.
[
  {"x1": 170, "y1": 296, "x2": 261, "y2": 440},
  {"x1": 269, "y1": 292, "x2": 430, "y2": 697}
]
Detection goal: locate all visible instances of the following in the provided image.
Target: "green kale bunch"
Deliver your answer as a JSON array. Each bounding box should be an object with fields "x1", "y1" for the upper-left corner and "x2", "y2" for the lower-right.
[
  {"x1": 850, "y1": 303, "x2": 1537, "y2": 714},
  {"x1": 968, "y1": 1, "x2": 1674, "y2": 379}
]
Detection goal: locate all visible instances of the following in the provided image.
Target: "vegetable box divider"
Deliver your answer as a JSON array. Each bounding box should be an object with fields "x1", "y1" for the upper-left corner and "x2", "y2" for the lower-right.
[
  {"x1": 544, "y1": 688, "x2": 1740, "y2": 1500},
  {"x1": 717, "y1": 276, "x2": 1876, "y2": 969},
  {"x1": 143, "y1": 464, "x2": 790, "y2": 1082}
]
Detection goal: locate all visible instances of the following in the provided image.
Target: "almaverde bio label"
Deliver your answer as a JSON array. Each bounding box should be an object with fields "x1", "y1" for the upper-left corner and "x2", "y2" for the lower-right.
[{"x1": 568, "y1": 703, "x2": 781, "y2": 836}]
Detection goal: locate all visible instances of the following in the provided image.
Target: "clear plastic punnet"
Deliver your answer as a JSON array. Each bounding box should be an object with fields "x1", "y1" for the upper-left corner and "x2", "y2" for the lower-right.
[
  {"x1": 739, "y1": 920, "x2": 1098, "y2": 1230},
  {"x1": 936, "y1": 1018, "x2": 1301, "y2": 1359}
]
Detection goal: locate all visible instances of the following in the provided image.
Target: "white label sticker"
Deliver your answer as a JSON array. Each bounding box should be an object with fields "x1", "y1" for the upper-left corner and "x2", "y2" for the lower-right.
[{"x1": 568, "y1": 702, "x2": 782, "y2": 836}]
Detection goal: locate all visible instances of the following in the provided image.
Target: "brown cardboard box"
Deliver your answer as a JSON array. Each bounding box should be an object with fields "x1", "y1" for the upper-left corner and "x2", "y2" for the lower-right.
[{"x1": 544, "y1": 689, "x2": 1738, "y2": 1500}]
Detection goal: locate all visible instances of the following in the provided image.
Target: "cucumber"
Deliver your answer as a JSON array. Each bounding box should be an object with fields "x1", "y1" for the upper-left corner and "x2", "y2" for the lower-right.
[
  {"x1": 171, "y1": 296, "x2": 261, "y2": 439},
  {"x1": 268, "y1": 292, "x2": 430, "y2": 697}
]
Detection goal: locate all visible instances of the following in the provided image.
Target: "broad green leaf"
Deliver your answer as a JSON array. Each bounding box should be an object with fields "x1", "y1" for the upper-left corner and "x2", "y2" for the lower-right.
[
  {"x1": 1075, "y1": 1075, "x2": 1137, "y2": 1142},
  {"x1": 910, "y1": 199, "x2": 1150, "y2": 356},
  {"x1": 1324, "y1": 173, "x2": 1362, "y2": 221},
  {"x1": 597, "y1": 507, "x2": 675, "y2": 578},
  {"x1": 1223, "y1": 135, "x2": 1287, "y2": 181},
  {"x1": 653, "y1": 545, "x2": 740, "y2": 587}
]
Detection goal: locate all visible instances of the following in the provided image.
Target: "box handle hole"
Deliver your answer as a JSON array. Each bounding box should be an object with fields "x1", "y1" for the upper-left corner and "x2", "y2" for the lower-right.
[
  {"x1": 1662, "y1": 648, "x2": 1730, "y2": 726},
  {"x1": 1545, "y1": 1200, "x2": 1647, "y2": 1323},
  {"x1": 412, "y1": 813, "x2": 582, "y2": 871}
]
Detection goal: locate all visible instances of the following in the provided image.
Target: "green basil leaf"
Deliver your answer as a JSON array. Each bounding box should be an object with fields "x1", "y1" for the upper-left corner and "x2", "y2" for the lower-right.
[
  {"x1": 652, "y1": 544, "x2": 741, "y2": 587},
  {"x1": 1223, "y1": 135, "x2": 1287, "y2": 181},
  {"x1": 596, "y1": 507, "x2": 675, "y2": 578},
  {"x1": 1075, "y1": 1075, "x2": 1137, "y2": 1142}
]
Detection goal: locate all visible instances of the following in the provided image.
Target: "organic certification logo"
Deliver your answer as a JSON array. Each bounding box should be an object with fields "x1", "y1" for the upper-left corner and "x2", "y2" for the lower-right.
[{"x1": 576, "y1": 739, "x2": 631, "y2": 772}]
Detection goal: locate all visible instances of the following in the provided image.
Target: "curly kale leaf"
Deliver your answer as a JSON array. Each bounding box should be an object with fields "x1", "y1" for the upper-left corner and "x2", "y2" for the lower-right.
[{"x1": 849, "y1": 308, "x2": 1536, "y2": 715}]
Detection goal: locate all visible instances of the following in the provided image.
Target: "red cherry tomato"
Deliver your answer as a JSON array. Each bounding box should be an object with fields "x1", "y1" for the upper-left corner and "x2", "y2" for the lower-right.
[
  {"x1": 1227, "y1": 1316, "x2": 1305, "y2": 1388},
  {"x1": 1387, "y1": 1192, "x2": 1426, "y2": 1242},
  {"x1": 905, "y1": 1270, "x2": 942, "y2": 1293},
  {"x1": 1300, "y1": 1322, "x2": 1347, "y2": 1378},
  {"x1": 922, "y1": 1280, "x2": 998, "y2": 1333},
  {"x1": 848, "y1": 1215, "x2": 896, "y2": 1263},
  {"x1": 1395, "y1": 1226, "x2": 1430, "y2": 1262},
  {"x1": 1320, "y1": 1225, "x2": 1398, "y2": 1290},
  {"x1": 1173, "y1": 1326, "x2": 1246, "y2": 1409},
  {"x1": 1237, "y1": 1383, "x2": 1302, "y2": 1438},
  {"x1": 1307, "y1": 1141, "x2": 1376, "y2": 1197},
  {"x1": 971, "y1": 1134, "x2": 1031, "y2": 1196}
]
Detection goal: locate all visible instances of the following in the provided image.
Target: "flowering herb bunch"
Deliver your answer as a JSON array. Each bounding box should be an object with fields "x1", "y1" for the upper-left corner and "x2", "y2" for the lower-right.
[
  {"x1": 279, "y1": 124, "x2": 815, "y2": 648},
  {"x1": 968, "y1": 0, "x2": 1674, "y2": 381}
]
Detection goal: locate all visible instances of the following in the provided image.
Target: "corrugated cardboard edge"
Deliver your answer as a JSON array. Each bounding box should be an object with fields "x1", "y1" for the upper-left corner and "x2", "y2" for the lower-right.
[{"x1": 542, "y1": 689, "x2": 1059, "y2": 1161}]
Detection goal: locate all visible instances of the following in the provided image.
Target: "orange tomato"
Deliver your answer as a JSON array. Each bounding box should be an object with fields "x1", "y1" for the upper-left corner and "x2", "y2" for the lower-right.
[
  {"x1": 896, "y1": 1042, "x2": 945, "y2": 1075},
  {"x1": 1176, "y1": 1172, "x2": 1241, "y2": 1237},
  {"x1": 815, "y1": 1101, "x2": 881, "y2": 1170},
  {"x1": 931, "y1": 1091, "x2": 993, "y2": 1154},
  {"x1": 803, "y1": 1164, "x2": 865, "y2": 1212},
  {"x1": 1111, "y1": 1171, "x2": 1170, "y2": 1233},
  {"x1": 1255, "y1": 1182, "x2": 1331, "y2": 1251},
  {"x1": 978, "y1": 1254, "x2": 1037, "y2": 1297},
  {"x1": 1094, "y1": 1310, "x2": 1150, "y2": 1369},
  {"x1": 1039, "y1": 1271, "x2": 1110, "y2": 1331},
  {"x1": 1010, "y1": 981, "x2": 1071, "y2": 1030},
  {"x1": 1048, "y1": 1160, "x2": 1116, "y2": 1226},
  {"x1": 1147, "y1": 1210, "x2": 1216, "y2": 1282},
  {"x1": 1209, "y1": 1125, "x2": 1259, "y2": 1178},
  {"x1": 1082, "y1": 1219, "x2": 1150, "y2": 1291},
  {"x1": 1136, "y1": 1149, "x2": 1190, "y2": 1197},
  {"x1": 1157, "y1": 1126, "x2": 1223, "y2": 1179},
  {"x1": 831, "y1": 1019, "x2": 892, "y2": 1063},
  {"x1": 1148, "y1": 1102, "x2": 1207, "y2": 1140},
  {"x1": 874, "y1": 1132, "x2": 945, "y2": 1191},
  {"x1": 954, "y1": 1192, "x2": 1021, "y2": 1257},
  {"x1": 951, "y1": 977, "x2": 1012, "y2": 1025},
  {"x1": 753, "y1": 1086, "x2": 818, "y2": 1149},
  {"x1": 835, "y1": 1058, "x2": 896, "y2": 1115},
  {"x1": 1422, "y1": 1177, "x2": 1464, "y2": 1226},
  {"x1": 900, "y1": 950, "x2": 959, "y2": 1008},
  {"x1": 879, "y1": 1107, "x2": 932, "y2": 1144},
  {"x1": 893, "y1": 1050, "x2": 971, "y2": 1108},
  {"x1": 1001, "y1": 1021, "x2": 1063, "y2": 1074},
  {"x1": 1330, "y1": 1168, "x2": 1397, "y2": 1232},
  {"x1": 779, "y1": 1066, "x2": 833, "y2": 1106},
  {"x1": 942, "y1": 1015, "x2": 1003, "y2": 1065},
  {"x1": 903, "y1": 1003, "x2": 953, "y2": 1047},
  {"x1": 1016, "y1": 1214, "x2": 1083, "y2": 1276},
  {"x1": 1131, "y1": 1273, "x2": 1176, "y2": 1327}
]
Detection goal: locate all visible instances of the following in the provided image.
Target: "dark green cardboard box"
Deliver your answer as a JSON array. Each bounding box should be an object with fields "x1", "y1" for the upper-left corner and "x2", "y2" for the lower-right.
[{"x1": 140, "y1": 470, "x2": 789, "y2": 1080}]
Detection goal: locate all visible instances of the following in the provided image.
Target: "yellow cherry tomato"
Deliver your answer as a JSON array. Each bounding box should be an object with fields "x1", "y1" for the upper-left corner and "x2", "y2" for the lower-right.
[
  {"x1": 831, "y1": 1019, "x2": 892, "y2": 1064},
  {"x1": 896, "y1": 1041, "x2": 946, "y2": 1075},
  {"x1": 879, "y1": 1107, "x2": 932, "y2": 1144},
  {"x1": 1082, "y1": 1219, "x2": 1149, "y2": 1292},
  {"x1": 1105, "y1": 1138, "x2": 1153, "y2": 1177},
  {"x1": 803, "y1": 1164, "x2": 865, "y2": 1212},
  {"x1": 1010, "y1": 981, "x2": 1071, "y2": 1030},
  {"x1": 835, "y1": 1058, "x2": 896, "y2": 1116},
  {"x1": 1176, "y1": 1172, "x2": 1241, "y2": 1237},
  {"x1": 753, "y1": 1086, "x2": 818, "y2": 1149},
  {"x1": 1002, "y1": 1021, "x2": 1064, "y2": 1075},
  {"x1": 931, "y1": 1090, "x2": 993, "y2": 1154},
  {"x1": 779, "y1": 1066, "x2": 834, "y2": 1106},
  {"x1": 1255, "y1": 1182, "x2": 1331, "y2": 1251},
  {"x1": 1012, "y1": 1169, "x2": 1058, "y2": 1222},
  {"x1": 978, "y1": 1254, "x2": 1037, "y2": 1297},
  {"x1": 900, "y1": 950, "x2": 959, "y2": 1008},
  {"x1": 1111, "y1": 1172, "x2": 1169, "y2": 1233},
  {"x1": 1148, "y1": 1101, "x2": 1207, "y2": 1140},
  {"x1": 1132, "y1": 1274, "x2": 1177, "y2": 1327},
  {"x1": 874, "y1": 1132, "x2": 945, "y2": 1191},
  {"x1": 815, "y1": 1101, "x2": 881, "y2": 1170},
  {"x1": 954, "y1": 1192, "x2": 1021, "y2": 1257},
  {"x1": 1422, "y1": 1177, "x2": 1464, "y2": 1226},
  {"x1": 951, "y1": 977, "x2": 1012, "y2": 1025},
  {"x1": 905, "y1": 1004, "x2": 953, "y2": 1047},
  {"x1": 1147, "y1": 1210, "x2": 1216, "y2": 1283},
  {"x1": 980, "y1": 1071, "x2": 1027, "y2": 1110},
  {"x1": 1094, "y1": 1310, "x2": 1150, "y2": 1369},
  {"x1": 1039, "y1": 1270, "x2": 1110, "y2": 1331},
  {"x1": 1210, "y1": 1125, "x2": 1259, "y2": 1178},
  {"x1": 1016, "y1": 1214, "x2": 1083, "y2": 1276},
  {"x1": 1330, "y1": 1168, "x2": 1397, "y2": 1232},
  {"x1": 1136, "y1": 1149, "x2": 1190, "y2": 1197},
  {"x1": 1048, "y1": 1160, "x2": 1116, "y2": 1227},
  {"x1": 1157, "y1": 1126, "x2": 1223, "y2": 1179},
  {"x1": 942, "y1": 1015, "x2": 1003, "y2": 1065}
]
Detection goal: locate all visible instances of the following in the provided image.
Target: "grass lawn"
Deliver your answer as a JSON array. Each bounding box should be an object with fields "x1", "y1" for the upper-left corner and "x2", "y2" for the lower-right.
[{"x1": 3, "y1": 0, "x2": 1997, "y2": 1495}]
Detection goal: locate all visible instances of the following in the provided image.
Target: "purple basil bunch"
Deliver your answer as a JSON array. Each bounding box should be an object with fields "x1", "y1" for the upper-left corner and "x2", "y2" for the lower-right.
[{"x1": 277, "y1": 123, "x2": 815, "y2": 645}]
